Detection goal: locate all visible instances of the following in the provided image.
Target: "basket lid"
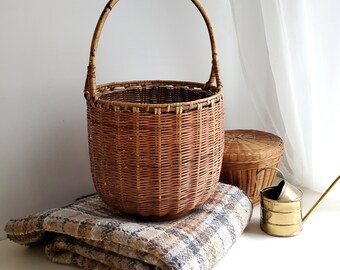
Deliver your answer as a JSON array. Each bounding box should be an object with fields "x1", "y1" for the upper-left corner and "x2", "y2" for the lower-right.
[{"x1": 223, "y1": 129, "x2": 284, "y2": 164}]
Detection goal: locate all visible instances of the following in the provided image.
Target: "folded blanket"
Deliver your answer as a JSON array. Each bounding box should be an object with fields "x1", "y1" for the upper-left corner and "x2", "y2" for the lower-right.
[{"x1": 5, "y1": 183, "x2": 252, "y2": 270}]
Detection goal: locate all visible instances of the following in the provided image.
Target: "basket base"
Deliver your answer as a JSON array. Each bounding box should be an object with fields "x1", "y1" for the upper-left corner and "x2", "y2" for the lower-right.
[{"x1": 118, "y1": 208, "x2": 195, "y2": 222}]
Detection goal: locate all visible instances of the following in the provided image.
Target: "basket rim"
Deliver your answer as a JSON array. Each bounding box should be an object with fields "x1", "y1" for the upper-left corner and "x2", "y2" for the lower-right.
[{"x1": 86, "y1": 80, "x2": 224, "y2": 113}]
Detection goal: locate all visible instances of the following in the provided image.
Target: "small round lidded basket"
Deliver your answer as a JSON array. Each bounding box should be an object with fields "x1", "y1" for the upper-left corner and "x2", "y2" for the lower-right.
[{"x1": 219, "y1": 129, "x2": 284, "y2": 205}]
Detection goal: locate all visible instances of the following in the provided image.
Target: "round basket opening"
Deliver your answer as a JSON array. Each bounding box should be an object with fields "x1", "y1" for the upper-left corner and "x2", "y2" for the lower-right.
[{"x1": 99, "y1": 86, "x2": 214, "y2": 104}]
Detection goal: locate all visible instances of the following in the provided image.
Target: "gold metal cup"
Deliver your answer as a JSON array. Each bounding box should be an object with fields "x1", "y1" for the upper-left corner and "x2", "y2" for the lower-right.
[
  {"x1": 258, "y1": 168, "x2": 340, "y2": 237},
  {"x1": 260, "y1": 185, "x2": 303, "y2": 237}
]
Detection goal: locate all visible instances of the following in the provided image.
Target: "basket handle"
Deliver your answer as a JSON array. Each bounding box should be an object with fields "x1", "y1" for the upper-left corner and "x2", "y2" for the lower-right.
[{"x1": 84, "y1": 0, "x2": 222, "y2": 99}]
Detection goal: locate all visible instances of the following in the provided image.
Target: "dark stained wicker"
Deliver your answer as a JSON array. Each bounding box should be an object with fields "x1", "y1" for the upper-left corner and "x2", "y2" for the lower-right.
[{"x1": 84, "y1": 0, "x2": 224, "y2": 217}]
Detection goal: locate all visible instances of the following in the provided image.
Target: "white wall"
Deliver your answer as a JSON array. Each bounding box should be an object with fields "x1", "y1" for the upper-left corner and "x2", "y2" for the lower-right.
[{"x1": 0, "y1": 0, "x2": 261, "y2": 240}]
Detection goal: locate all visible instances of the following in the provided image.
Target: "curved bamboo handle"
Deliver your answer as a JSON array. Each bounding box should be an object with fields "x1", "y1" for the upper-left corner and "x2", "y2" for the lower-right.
[{"x1": 84, "y1": 0, "x2": 222, "y2": 99}]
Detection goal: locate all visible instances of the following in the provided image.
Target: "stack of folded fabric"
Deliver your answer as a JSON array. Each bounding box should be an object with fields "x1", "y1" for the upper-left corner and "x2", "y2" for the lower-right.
[{"x1": 5, "y1": 183, "x2": 253, "y2": 270}]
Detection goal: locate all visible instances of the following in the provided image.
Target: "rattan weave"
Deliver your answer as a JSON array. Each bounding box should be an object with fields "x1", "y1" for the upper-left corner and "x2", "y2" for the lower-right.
[
  {"x1": 220, "y1": 129, "x2": 284, "y2": 205},
  {"x1": 84, "y1": 0, "x2": 224, "y2": 217}
]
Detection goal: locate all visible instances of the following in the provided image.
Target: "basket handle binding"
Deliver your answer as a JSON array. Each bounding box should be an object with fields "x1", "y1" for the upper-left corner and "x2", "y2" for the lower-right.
[{"x1": 84, "y1": 0, "x2": 222, "y2": 99}]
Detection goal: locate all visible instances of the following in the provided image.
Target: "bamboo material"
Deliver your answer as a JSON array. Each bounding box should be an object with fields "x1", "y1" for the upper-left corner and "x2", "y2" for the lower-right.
[
  {"x1": 84, "y1": 0, "x2": 224, "y2": 217},
  {"x1": 220, "y1": 130, "x2": 284, "y2": 205}
]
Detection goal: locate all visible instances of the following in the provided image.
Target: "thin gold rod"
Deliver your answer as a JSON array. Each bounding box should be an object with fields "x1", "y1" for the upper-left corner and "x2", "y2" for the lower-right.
[{"x1": 303, "y1": 175, "x2": 340, "y2": 223}]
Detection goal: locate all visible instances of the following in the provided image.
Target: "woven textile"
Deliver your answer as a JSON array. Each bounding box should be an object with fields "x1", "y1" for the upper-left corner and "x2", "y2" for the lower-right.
[{"x1": 5, "y1": 183, "x2": 252, "y2": 270}]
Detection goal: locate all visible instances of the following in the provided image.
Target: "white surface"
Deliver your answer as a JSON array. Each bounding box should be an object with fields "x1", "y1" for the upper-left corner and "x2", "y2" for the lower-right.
[
  {"x1": 0, "y1": 0, "x2": 261, "y2": 240},
  {"x1": 1, "y1": 187, "x2": 339, "y2": 270}
]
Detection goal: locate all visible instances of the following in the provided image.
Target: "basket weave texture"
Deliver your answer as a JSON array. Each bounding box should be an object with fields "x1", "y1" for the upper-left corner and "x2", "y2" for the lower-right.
[
  {"x1": 219, "y1": 129, "x2": 284, "y2": 205},
  {"x1": 84, "y1": 0, "x2": 224, "y2": 217}
]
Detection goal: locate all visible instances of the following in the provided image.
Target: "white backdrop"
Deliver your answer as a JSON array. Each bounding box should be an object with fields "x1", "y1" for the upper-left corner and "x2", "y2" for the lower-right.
[
  {"x1": 0, "y1": 0, "x2": 259, "y2": 240},
  {"x1": 230, "y1": 0, "x2": 340, "y2": 192},
  {"x1": 2, "y1": 0, "x2": 338, "y2": 241}
]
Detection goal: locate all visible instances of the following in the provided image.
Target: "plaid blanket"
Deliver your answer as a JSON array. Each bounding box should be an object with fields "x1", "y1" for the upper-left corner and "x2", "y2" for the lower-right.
[{"x1": 5, "y1": 183, "x2": 252, "y2": 270}]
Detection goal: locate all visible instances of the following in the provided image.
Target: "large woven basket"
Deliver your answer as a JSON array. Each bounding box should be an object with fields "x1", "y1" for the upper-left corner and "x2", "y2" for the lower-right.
[
  {"x1": 84, "y1": 0, "x2": 224, "y2": 217},
  {"x1": 220, "y1": 129, "x2": 284, "y2": 205}
]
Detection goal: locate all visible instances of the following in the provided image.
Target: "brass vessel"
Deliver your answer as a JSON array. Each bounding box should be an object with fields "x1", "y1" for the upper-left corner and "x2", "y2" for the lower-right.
[{"x1": 259, "y1": 168, "x2": 340, "y2": 237}]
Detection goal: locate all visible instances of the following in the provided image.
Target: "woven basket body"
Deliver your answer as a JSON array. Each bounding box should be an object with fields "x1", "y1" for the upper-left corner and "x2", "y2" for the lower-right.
[
  {"x1": 84, "y1": 0, "x2": 224, "y2": 217},
  {"x1": 220, "y1": 129, "x2": 284, "y2": 205}
]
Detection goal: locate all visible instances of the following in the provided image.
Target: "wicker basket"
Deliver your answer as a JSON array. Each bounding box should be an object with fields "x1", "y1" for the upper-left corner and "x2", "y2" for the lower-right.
[
  {"x1": 84, "y1": 0, "x2": 224, "y2": 217},
  {"x1": 220, "y1": 129, "x2": 284, "y2": 205}
]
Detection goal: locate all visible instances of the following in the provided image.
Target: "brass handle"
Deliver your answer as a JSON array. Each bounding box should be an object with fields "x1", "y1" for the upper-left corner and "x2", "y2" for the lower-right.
[
  {"x1": 256, "y1": 167, "x2": 285, "y2": 179},
  {"x1": 84, "y1": 0, "x2": 222, "y2": 99},
  {"x1": 255, "y1": 167, "x2": 286, "y2": 195}
]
